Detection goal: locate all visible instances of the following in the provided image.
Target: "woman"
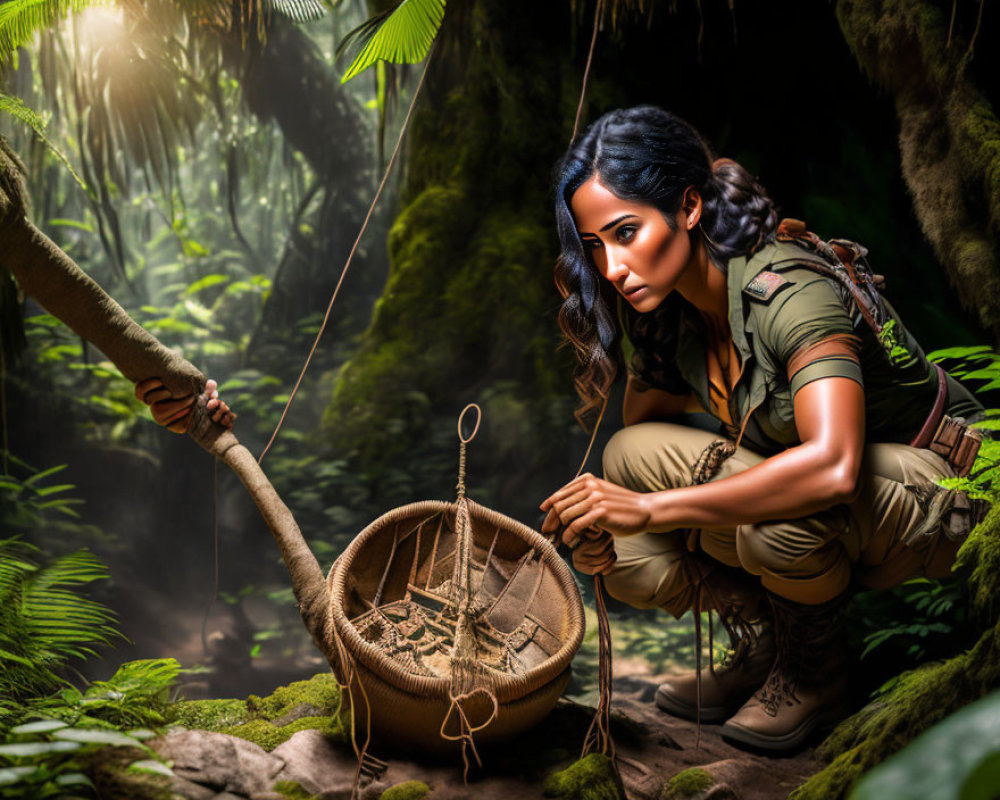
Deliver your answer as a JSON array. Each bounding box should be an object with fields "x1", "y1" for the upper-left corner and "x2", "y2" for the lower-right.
[{"x1": 539, "y1": 106, "x2": 985, "y2": 752}]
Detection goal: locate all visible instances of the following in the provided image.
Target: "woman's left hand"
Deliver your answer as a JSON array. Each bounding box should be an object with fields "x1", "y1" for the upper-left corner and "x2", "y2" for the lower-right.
[{"x1": 540, "y1": 473, "x2": 653, "y2": 546}]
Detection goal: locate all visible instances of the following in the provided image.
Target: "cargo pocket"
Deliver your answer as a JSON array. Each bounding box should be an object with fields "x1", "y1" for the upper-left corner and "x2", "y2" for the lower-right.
[{"x1": 902, "y1": 479, "x2": 977, "y2": 545}]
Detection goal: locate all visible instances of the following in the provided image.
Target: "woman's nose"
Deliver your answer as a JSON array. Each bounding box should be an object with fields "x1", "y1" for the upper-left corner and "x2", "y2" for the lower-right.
[{"x1": 604, "y1": 250, "x2": 630, "y2": 281}]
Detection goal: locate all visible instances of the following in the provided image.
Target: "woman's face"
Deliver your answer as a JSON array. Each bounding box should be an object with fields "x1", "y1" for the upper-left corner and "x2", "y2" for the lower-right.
[{"x1": 570, "y1": 175, "x2": 698, "y2": 313}]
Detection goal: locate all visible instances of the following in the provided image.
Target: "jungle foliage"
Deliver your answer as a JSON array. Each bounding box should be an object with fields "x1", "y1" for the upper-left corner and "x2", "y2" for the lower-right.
[{"x1": 0, "y1": 0, "x2": 998, "y2": 798}]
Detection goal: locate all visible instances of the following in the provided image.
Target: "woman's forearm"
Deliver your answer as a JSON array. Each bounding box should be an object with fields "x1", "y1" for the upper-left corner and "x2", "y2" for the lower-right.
[
  {"x1": 645, "y1": 377, "x2": 865, "y2": 531},
  {"x1": 643, "y1": 439, "x2": 860, "y2": 531}
]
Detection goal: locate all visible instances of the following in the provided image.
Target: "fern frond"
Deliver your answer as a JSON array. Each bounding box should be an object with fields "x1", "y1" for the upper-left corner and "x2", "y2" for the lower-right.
[
  {"x1": 0, "y1": 92, "x2": 87, "y2": 190},
  {"x1": 0, "y1": 0, "x2": 97, "y2": 63},
  {"x1": 0, "y1": 539, "x2": 119, "y2": 699},
  {"x1": 339, "y1": 0, "x2": 444, "y2": 83}
]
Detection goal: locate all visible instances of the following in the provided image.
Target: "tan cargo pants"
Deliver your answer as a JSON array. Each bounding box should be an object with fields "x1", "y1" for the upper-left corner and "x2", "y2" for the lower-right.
[{"x1": 600, "y1": 422, "x2": 977, "y2": 615}]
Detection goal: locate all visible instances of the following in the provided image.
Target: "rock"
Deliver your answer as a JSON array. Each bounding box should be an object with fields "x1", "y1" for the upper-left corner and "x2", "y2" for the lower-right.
[
  {"x1": 153, "y1": 729, "x2": 285, "y2": 796},
  {"x1": 271, "y1": 729, "x2": 360, "y2": 795}
]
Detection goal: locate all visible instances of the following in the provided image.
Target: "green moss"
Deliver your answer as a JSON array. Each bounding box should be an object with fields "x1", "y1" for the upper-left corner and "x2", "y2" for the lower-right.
[
  {"x1": 792, "y1": 507, "x2": 1000, "y2": 799},
  {"x1": 379, "y1": 780, "x2": 431, "y2": 800},
  {"x1": 956, "y1": 503, "x2": 1000, "y2": 621},
  {"x1": 165, "y1": 674, "x2": 347, "y2": 752},
  {"x1": 167, "y1": 698, "x2": 250, "y2": 730},
  {"x1": 660, "y1": 768, "x2": 715, "y2": 799},
  {"x1": 542, "y1": 753, "x2": 624, "y2": 800},
  {"x1": 273, "y1": 780, "x2": 318, "y2": 800},
  {"x1": 245, "y1": 673, "x2": 342, "y2": 721},
  {"x1": 222, "y1": 714, "x2": 345, "y2": 752}
]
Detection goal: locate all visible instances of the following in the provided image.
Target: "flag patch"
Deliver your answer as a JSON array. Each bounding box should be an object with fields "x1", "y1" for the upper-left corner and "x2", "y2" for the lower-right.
[{"x1": 743, "y1": 271, "x2": 790, "y2": 302}]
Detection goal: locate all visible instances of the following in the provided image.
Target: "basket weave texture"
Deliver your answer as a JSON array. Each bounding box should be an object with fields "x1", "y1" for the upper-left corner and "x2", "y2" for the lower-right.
[{"x1": 329, "y1": 498, "x2": 584, "y2": 750}]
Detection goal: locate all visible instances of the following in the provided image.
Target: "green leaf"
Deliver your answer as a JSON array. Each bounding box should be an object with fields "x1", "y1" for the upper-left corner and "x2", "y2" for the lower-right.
[
  {"x1": 0, "y1": 93, "x2": 87, "y2": 189},
  {"x1": 0, "y1": 741, "x2": 81, "y2": 757},
  {"x1": 340, "y1": 0, "x2": 445, "y2": 83},
  {"x1": 961, "y1": 751, "x2": 1000, "y2": 800},
  {"x1": 52, "y1": 728, "x2": 142, "y2": 747},
  {"x1": 927, "y1": 345, "x2": 995, "y2": 362},
  {"x1": 45, "y1": 218, "x2": 93, "y2": 232},
  {"x1": 185, "y1": 274, "x2": 230, "y2": 296},
  {"x1": 8, "y1": 720, "x2": 67, "y2": 735},
  {"x1": 54, "y1": 772, "x2": 93, "y2": 787},
  {"x1": 850, "y1": 689, "x2": 1000, "y2": 800},
  {"x1": 267, "y1": 0, "x2": 327, "y2": 22},
  {"x1": 0, "y1": 766, "x2": 37, "y2": 786},
  {"x1": 127, "y1": 759, "x2": 173, "y2": 777}
]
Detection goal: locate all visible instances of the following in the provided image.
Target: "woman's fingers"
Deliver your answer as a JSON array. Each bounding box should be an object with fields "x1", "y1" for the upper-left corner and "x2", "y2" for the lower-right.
[{"x1": 572, "y1": 531, "x2": 617, "y2": 575}]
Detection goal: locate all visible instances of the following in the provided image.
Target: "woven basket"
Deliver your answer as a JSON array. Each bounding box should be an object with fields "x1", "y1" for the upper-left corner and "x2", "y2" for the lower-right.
[{"x1": 329, "y1": 498, "x2": 584, "y2": 752}]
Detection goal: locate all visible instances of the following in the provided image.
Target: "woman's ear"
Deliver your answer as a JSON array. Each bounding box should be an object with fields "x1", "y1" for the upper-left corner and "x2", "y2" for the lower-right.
[{"x1": 681, "y1": 186, "x2": 703, "y2": 230}]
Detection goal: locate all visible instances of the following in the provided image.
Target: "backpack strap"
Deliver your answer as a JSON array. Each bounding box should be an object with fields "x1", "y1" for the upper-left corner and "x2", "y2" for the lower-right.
[{"x1": 771, "y1": 219, "x2": 887, "y2": 337}]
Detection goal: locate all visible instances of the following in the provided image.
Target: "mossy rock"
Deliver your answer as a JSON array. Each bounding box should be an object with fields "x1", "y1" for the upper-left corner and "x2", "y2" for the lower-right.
[
  {"x1": 84, "y1": 745, "x2": 173, "y2": 800},
  {"x1": 542, "y1": 753, "x2": 625, "y2": 800},
  {"x1": 379, "y1": 780, "x2": 431, "y2": 800},
  {"x1": 245, "y1": 673, "x2": 342, "y2": 720},
  {"x1": 273, "y1": 779, "x2": 318, "y2": 800},
  {"x1": 660, "y1": 767, "x2": 715, "y2": 800},
  {"x1": 165, "y1": 673, "x2": 348, "y2": 752},
  {"x1": 792, "y1": 504, "x2": 1000, "y2": 799},
  {"x1": 168, "y1": 698, "x2": 250, "y2": 730}
]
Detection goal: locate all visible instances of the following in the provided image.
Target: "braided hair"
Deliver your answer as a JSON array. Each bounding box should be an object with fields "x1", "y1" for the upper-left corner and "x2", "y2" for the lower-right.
[{"x1": 553, "y1": 106, "x2": 778, "y2": 427}]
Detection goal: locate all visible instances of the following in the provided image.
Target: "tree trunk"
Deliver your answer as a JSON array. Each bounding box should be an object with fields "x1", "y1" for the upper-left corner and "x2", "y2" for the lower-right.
[{"x1": 836, "y1": 0, "x2": 1000, "y2": 340}]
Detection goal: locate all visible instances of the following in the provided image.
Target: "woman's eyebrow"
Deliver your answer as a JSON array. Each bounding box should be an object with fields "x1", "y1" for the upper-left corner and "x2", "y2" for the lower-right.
[{"x1": 600, "y1": 214, "x2": 637, "y2": 232}]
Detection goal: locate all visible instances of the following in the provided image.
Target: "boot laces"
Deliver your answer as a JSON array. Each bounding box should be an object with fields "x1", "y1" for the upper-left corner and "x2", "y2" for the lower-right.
[{"x1": 756, "y1": 601, "x2": 807, "y2": 717}]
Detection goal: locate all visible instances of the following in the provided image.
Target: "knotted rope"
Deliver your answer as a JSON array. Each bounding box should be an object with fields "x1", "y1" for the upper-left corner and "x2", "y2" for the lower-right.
[{"x1": 440, "y1": 404, "x2": 501, "y2": 780}]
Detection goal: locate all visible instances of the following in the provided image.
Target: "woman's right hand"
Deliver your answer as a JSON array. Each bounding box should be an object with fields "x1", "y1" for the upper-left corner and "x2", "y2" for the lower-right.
[{"x1": 570, "y1": 528, "x2": 617, "y2": 576}]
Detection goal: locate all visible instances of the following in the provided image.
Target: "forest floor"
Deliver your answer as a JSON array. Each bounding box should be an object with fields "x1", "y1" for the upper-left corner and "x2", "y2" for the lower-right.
[{"x1": 147, "y1": 658, "x2": 824, "y2": 800}]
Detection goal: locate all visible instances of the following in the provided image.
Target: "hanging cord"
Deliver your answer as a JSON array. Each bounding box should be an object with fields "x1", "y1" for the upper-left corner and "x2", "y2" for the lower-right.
[
  {"x1": 564, "y1": 0, "x2": 619, "y2": 772},
  {"x1": 257, "y1": 42, "x2": 438, "y2": 465},
  {"x1": 572, "y1": 0, "x2": 605, "y2": 141}
]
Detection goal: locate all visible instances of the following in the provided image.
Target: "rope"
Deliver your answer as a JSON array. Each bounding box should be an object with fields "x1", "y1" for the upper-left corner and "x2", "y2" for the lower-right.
[
  {"x1": 566, "y1": 0, "x2": 619, "y2": 773},
  {"x1": 572, "y1": 0, "x2": 605, "y2": 141},
  {"x1": 257, "y1": 41, "x2": 439, "y2": 465}
]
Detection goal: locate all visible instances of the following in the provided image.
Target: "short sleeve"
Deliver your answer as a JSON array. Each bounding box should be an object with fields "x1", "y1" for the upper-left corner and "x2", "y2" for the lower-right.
[{"x1": 753, "y1": 271, "x2": 864, "y2": 397}]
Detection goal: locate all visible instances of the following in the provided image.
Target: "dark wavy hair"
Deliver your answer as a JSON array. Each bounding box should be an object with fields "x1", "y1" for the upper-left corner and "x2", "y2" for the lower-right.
[{"x1": 553, "y1": 106, "x2": 778, "y2": 427}]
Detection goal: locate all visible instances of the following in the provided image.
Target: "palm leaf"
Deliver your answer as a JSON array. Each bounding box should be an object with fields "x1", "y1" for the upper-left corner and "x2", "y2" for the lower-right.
[
  {"x1": 339, "y1": 0, "x2": 445, "y2": 84},
  {"x1": 266, "y1": 0, "x2": 327, "y2": 23},
  {"x1": 0, "y1": 0, "x2": 97, "y2": 63}
]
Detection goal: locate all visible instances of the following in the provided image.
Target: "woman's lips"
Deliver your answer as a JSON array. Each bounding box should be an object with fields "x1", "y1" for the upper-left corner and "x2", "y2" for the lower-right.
[{"x1": 623, "y1": 285, "x2": 648, "y2": 299}]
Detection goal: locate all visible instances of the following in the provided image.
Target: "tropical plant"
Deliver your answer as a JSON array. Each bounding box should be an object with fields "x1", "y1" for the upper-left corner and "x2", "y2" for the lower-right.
[
  {"x1": 337, "y1": 0, "x2": 445, "y2": 82},
  {"x1": 0, "y1": 537, "x2": 119, "y2": 702},
  {"x1": 929, "y1": 346, "x2": 1000, "y2": 504}
]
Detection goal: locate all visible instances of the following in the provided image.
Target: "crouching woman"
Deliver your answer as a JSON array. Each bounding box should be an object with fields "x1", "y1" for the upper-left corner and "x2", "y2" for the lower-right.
[{"x1": 540, "y1": 106, "x2": 985, "y2": 752}]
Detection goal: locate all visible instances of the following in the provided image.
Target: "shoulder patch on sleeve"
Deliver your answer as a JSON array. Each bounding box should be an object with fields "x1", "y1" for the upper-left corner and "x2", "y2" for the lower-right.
[{"x1": 743, "y1": 270, "x2": 792, "y2": 303}]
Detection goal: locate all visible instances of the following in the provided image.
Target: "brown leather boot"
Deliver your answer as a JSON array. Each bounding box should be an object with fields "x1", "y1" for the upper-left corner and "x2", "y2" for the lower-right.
[
  {"x1": 720, "y1": 592, "x2": 850, "y2": 752},
  {"x1": 655, "y1": 570, "x2": 773, "y2": 724}
]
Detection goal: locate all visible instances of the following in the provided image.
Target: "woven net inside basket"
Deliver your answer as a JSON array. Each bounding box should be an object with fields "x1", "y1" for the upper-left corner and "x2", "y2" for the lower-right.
[{"x1": 342, "y1": 504, "x2": 567, "y2": 682}]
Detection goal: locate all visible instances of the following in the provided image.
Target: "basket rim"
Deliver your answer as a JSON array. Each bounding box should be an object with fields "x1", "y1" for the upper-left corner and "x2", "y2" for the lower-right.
[{"x1": 329, "y1": 498, "x2": 585, "y2": 702}]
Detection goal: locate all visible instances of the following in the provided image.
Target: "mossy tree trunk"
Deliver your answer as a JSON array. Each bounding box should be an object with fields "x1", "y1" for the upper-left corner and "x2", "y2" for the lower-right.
[
  {"x1": 836, "y1": 0, "x2": 1000, "y2": 340},
  {"x1": 321, "y1": 0, "x2": 597, "y2": 511}
]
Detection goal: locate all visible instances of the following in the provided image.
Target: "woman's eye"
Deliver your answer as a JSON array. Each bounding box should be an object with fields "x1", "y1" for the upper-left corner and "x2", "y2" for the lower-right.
[{"x1": 615, "y1": 225, "x2": 637, "y2": 244}]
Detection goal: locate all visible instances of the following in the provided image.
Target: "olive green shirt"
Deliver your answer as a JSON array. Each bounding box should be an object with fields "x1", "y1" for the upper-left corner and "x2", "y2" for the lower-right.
[{"x1": 626, "y1": 240, "x2": 983, "y2": 456}]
